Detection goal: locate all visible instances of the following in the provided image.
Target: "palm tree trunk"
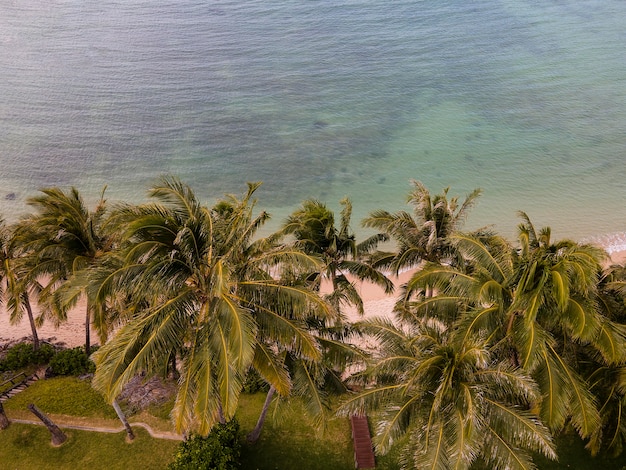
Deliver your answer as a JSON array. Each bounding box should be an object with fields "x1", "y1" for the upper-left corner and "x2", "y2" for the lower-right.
[
  {"x1": 246, "y1": 385, "x2": 276, "y2": 444},
  {"x1": 22, "y1": 293, "x2": 40, "y2": 351},
  {"x1": 217, "y1": 401, "x2": 226, "y2": 424},
  {"x1": 504, "y1": 312, "x2": 521, "y2": 367},
  {"x1": 331, "y1": 269, "x2": 338, "y2": 292},
  {"x1": 168, "y1": 353, "x2": 179, "y2": 380},
  {"x1": 426, "y1": 285, "x2": 433, "y2": 299},
  {"x1": 112, "y1": 399, "x2": 135, "y2": 441},
  {"x1": 0, "y1": 402, "x2": 10, "y2": 430},
  {"x1": 329, "y1": 269, "x2": 342, "y2": 312},
  {"x1": 85, "y1": 304, "x2": 91, "y2": 356},
  {"x1": 27, "y1": 403, "x2": 67, "y2": 446}
]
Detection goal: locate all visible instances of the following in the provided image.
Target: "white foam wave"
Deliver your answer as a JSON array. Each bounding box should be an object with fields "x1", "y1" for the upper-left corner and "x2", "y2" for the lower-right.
[{"x1": 582, "y1": 232, "x2": 626, "y2": 254}]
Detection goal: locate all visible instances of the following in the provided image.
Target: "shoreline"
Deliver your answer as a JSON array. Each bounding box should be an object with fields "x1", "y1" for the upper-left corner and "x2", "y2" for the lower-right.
[{"x1": 3, "y1": 249, "x2": 626, "y2": 349}]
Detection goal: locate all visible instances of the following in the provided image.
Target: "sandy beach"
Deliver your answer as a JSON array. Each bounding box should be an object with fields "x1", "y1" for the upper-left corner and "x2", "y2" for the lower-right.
[
  {"x1": 2, "y1": 249, "x2": 626, "y2": 349},
  {"x1": 0, "y1": 303, "x2": 90, "y2": 349}
]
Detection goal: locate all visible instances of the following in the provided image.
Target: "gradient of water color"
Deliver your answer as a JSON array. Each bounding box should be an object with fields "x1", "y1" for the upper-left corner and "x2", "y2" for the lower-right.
[{"x1": 1, "y1": 0, "x2": 626, "y2": 248}]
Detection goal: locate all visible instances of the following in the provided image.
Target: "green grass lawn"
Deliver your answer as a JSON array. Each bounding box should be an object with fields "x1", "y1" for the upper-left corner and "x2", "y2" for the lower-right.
[
  {"x1": 1, "y1": 376, "x2": 178, "y2": 469},
  {"x1": 4, "y1": 376, "x2": 118, "y2": 419},
  {"x1": 236, "y1": 394, "x2": 356, "y2": 470},
  {"x1": 531, "y1": 433, "x2": 626, "y2": 470},
  {"x1": 0, "y1": 424, "x2": 178, "y2": 470},
  {"x1": 5, "y1": 377, "x2": 626, "y2": 469},
  {"x1": 2, "y1": 379, "x2": 363, "y2": 470}
]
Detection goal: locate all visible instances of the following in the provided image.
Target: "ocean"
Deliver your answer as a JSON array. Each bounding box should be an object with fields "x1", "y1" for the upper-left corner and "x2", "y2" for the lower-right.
[{"x1": 1, "y1": 0, "x2": 626, "y2": 249}]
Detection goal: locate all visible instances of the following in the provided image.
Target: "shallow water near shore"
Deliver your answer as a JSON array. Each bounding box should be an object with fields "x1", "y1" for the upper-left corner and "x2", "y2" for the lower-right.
[{"x1": 1, "y1": 1, "x2": 626, "y2": 247}]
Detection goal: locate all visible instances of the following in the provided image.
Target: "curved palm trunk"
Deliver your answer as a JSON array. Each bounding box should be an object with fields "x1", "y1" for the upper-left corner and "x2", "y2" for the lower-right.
[
  {"x1": 168, "y1": 353, "x2": 179, "y2": 380},
  {"x1": 217, "y1": 401, "x2": 226, "y2": 425},
  {"x1": 329, "y1": 267, "x2": 341, "y2": 312},
  {"x1": 85, "y1": 302, "x2": 91, "y2": 356},
  {"x1": 505, "y1": 312, "x2": 521, "y2": 367},
  {"x1": 330, "y1": 268, "x2": 338, "y2": 292},
  {"x1": 425, "y1": 285, "x2": 434, "y2": 299},
  {"x1": 112, "y1": 399, "x2": 135, "y2": 441},
  {"x1": 0, "y1": 402, "x2": 10, "y2": 430},
  {"x1": 246, "y1": 385, "x2": 276, "y2": 444},
  {"x1": 22, "y1": 293, "x2": 40, "y2": 351},
  {"x1": 28, "y1": 403, "x2": 67, "y2": 446}
]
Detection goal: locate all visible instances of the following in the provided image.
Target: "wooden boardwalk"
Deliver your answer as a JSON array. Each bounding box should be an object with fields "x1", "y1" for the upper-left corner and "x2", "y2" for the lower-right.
[
  {"x1": 0, "y1": 371, "x2": 40, "y2": 403},
  {"x1": 350, "y1": 414, "x2": 375, "y2": 469}
]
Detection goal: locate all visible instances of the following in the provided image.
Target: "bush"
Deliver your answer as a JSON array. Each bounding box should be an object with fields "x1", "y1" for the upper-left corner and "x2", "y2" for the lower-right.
[
  {"x1": 242, "y1": 368, "x2": 269, "y2": 394},
  {"x1": 0, "y1": 343, "x2": 55, "y2": 372},
  {"x1": 49, "y1": 347, "x2": 96, "y2": 376},
  {"x1": 169, "y1": 420, "x2": 241, "y2": 470}
]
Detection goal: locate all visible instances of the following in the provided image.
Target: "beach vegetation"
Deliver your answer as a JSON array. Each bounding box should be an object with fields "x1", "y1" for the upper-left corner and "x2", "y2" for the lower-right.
[
  {"x1": 0, "y1": 218, "x2": 42, "y2": 350},
  {"x1": 90, "y1": 177, "x2": 334, "y2": 437},
  {"x1": 368, "y1": 211, "x2": 623, "y2": 468},
  {"x1": 0, "y1": 342, "x2": 55, "y2": 373},
  {"x1": 363, "y1": 180, "x2": 482, "y2": 271},
  {"x1": 169, "y1": 419, "x2": 241, "y2": 470},
  {"x1": 340, "y1": 316, "x2": 556, "y2": 470},
  {"x1": 12, "y1": 186, "x2": 115, "y2": 355},
  {"x1": 243, "y1": 297, "x2": 367, "y2": 443},
  {"x1": 242, "y1": 198, "x2": 385, "y2": 443},
  {"x1": 48, "y1": 346, "x2": 96, "y2": 376},
  {"x1": 281, "y1": 197, "x2": 393, "y2": 315},
  {"x1": 4, "y1": 177, "x2": 626, "y2": 468}
]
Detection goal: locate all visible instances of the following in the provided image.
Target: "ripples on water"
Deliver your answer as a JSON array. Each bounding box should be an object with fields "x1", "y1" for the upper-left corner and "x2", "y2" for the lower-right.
[{"x1": 1, "y1": 0, "x2": 625, "y2": 246}]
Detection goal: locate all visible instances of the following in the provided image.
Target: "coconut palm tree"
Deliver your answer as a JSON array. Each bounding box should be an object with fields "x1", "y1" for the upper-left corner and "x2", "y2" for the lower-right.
[
  {"x1": 240, "y1": 197, "x2": 387, "y2": 444},
  {"x1": 402, "y1": 216, "x2": 625, "y2": 442},
  {"x1": 281, "y1": 198, "x2": 393, "y2": 315},
  {"x1": 13, "y1": 187, "x2": 112, "y2": 354},
  {"x1": 363, "y1": 180, "x2": 482, "y2": 273},
  {"x1": 246, "y1": 287, "x2": 367, "y2": 443},
  {"x1": 0, "y1": 219, "x2": 41, "y2": 350},
  {"x1": 339, "y1": 316, "x2": 557, "y2": 469},
  {"x1": 92, "y1": 177, "x2": 334, "y2": 435},
  {"x1": 583, "y1": 264, "x2": 626, "y2": 457},
  {"x1": 246, "y1": 325, "x2": 365, "y2": 443}
]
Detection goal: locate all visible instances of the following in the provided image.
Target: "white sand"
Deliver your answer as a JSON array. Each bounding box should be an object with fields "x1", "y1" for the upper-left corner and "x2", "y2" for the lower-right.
[{"x1": 0, "y1": 301, "x2": 90, "y2": 348}]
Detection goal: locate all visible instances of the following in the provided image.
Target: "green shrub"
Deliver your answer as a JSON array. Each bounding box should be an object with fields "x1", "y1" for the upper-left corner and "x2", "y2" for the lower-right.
[
  {"x1": 0, "y1": 343, "x2": 55, "y2": 372},
  {"x1": 242, "y1": 368, "x2": 269, "y2": 394},
  {"x1": 49, "y1": 347, "x2": 96, "y2": 376},
  {"x1": 169, "y1": 420, "x2": 241, "y2": 470}
]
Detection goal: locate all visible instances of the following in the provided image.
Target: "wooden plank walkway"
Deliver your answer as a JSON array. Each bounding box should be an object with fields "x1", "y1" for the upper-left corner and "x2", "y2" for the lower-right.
[
  {"x1": 0, "y1": 372, "x2": 40, "y2": 403},
  {"x1": 350, "y1": 414, "x2": 375, "y2": 469}
]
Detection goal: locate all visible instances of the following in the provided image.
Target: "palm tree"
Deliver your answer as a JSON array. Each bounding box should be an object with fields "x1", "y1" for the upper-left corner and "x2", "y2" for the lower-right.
[
  {"x1": 92, "y1": 177, "x2": 334, "y2": 435},
  {"x1": 27, "y1": 403, "x2": 67, "y2": 446},
  {"x1": 0, "y1": 219, "x2": 40, "y2": 350},
  {"x1": 339, "y1": 316, "x2": 556, "y2": 469},
  {"x1": 13, "y1": 187, "x2": 112, "y2": 354},
  {"x1": 402, "y1": 216, "x2": 624, "y2": 442},
  {"x1": 584, "y1": 264, "x2": 626, "y2": 456},
  {"x1": 281, "y1": 198, "x2": 393, "y2": 315},
  {"x1": 246, "y1": 326, "x2": 365, "y2": 443},
  {"x1": 363, "y1": 180, "x2": 482, "y2": 273},
  {"x1": 241, "y1": 197, "x2": 387, "y2": 444},
  {"x1": 246, "y1": 282, "x2": 367, "y2": 443}
]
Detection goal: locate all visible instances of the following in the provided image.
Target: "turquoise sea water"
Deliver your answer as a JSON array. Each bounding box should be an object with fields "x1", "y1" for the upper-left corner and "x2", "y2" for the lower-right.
[{"x1": 1, "y1": 1, "x2": 626, "y2": 248}]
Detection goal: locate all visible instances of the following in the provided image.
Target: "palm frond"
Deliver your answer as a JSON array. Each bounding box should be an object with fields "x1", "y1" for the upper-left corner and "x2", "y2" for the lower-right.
[
  {"x1": 252, "y1": 343, "x2": 291, "y2": 396},
  {"x1": 546, "y1": 344, "x2": 600, "y2": 438}
]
